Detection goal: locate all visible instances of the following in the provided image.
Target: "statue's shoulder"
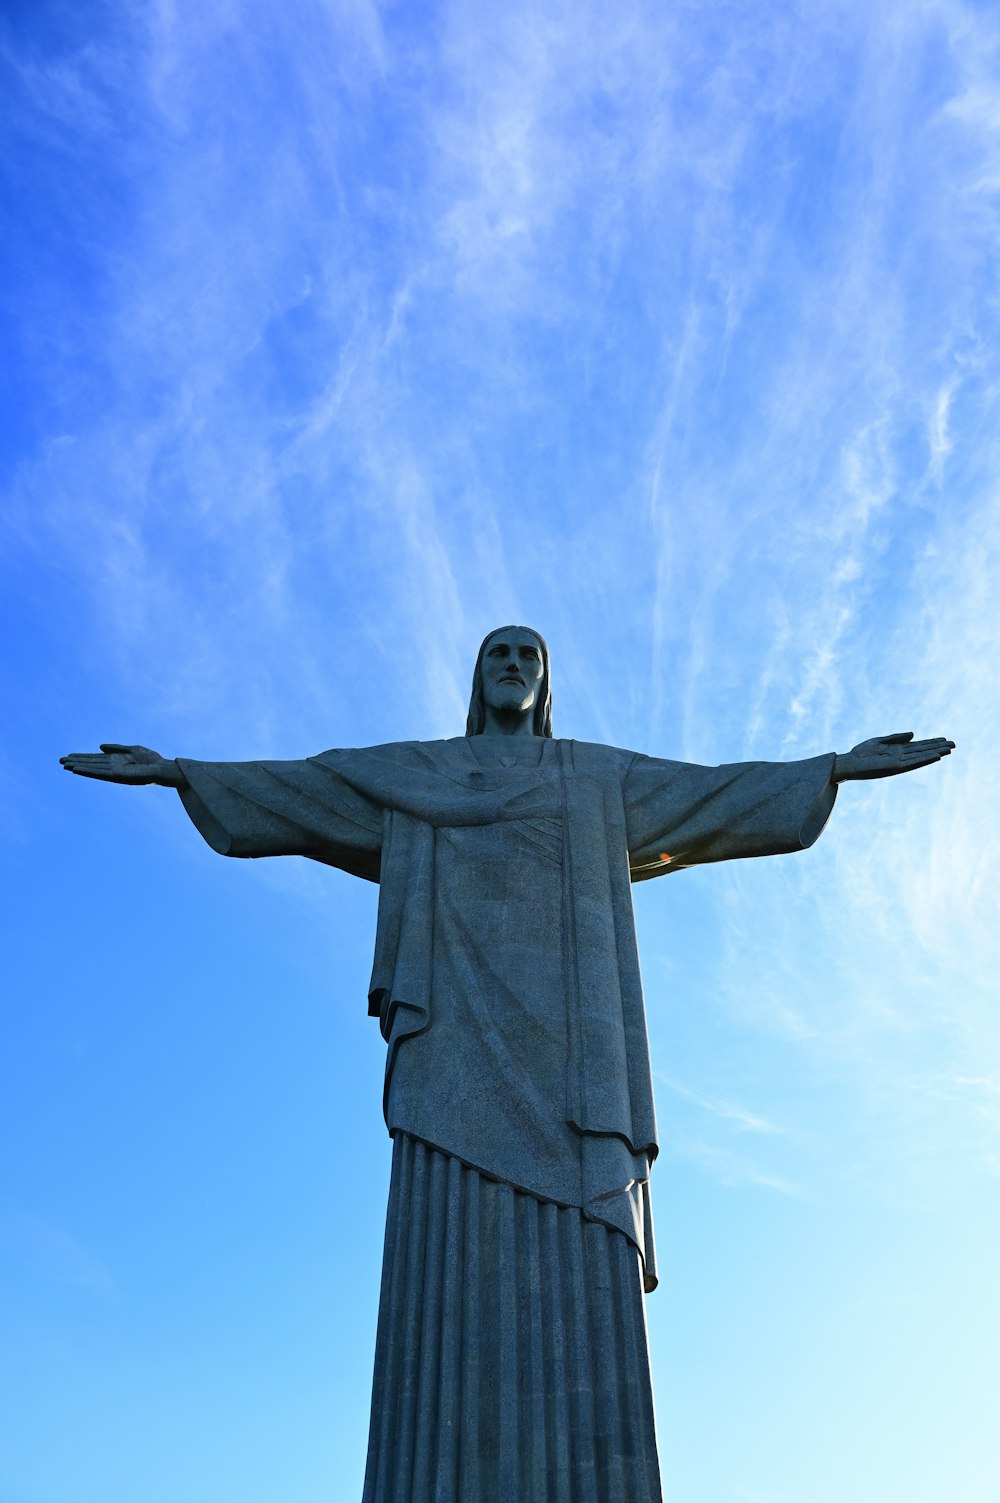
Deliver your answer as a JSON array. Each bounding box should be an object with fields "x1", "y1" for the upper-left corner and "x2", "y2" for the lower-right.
[
  {"x1": 561, "y1": 737, "x2": 634, "y2": 756},
  {"x1": 311, "y1": 738, "x2": 466, "y2": 770},
  {"x1": 554, "y1": 738, "x2": 638, "y2": 775}
]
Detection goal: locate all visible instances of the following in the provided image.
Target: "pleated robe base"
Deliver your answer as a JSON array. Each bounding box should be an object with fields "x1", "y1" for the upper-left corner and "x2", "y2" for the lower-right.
[{"x1": 363, "y1": 1134, "x2": 663, "y2": 1503}]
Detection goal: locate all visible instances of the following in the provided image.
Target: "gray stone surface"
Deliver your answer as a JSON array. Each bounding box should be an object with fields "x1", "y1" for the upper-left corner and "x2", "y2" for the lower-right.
[{"x1": 60, "y1": 626, "x2": 954, "y2": 1500}]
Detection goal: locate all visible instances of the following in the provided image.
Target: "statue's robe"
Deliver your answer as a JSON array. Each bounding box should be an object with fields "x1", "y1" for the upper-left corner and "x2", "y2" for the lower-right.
[{"x1": 177, "y1": 736, "x2": 837, "y2": 1503}]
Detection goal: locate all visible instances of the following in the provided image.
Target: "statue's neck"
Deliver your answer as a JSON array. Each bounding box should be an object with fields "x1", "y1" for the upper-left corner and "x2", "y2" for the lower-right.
[{"x1": 480, "y1": 707, "x2": 539, "y2": 738}]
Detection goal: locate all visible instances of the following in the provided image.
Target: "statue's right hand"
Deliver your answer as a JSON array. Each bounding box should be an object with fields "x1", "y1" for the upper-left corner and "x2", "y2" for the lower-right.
[{"x1": 59, "y1": 744, "x2": 184, "y2": 787}]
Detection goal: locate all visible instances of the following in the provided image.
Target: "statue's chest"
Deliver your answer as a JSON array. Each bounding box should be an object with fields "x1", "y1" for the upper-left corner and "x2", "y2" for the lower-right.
[{"x1": 433, "y1": 814, "x2": 565, "y2": 967}]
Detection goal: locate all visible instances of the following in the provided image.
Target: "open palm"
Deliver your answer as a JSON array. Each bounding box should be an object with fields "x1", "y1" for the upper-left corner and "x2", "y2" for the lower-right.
[
  {"x1": 59, "y1": 744, "x2": 183, "y2": 786},
  {"x1": 834, "y1": 732, "x2": 955, "y2": 782}
]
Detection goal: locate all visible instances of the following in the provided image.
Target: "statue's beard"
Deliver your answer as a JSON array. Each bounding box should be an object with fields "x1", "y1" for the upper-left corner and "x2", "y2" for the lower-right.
[{"x1": 489, "y1": 684, "x2": 535, "y2": 714}]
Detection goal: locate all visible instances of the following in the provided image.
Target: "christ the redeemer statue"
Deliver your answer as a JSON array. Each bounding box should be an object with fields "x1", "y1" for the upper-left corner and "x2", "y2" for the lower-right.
[{"x1": 61, "y1": 626, "x2": 954, "y2": 1503}]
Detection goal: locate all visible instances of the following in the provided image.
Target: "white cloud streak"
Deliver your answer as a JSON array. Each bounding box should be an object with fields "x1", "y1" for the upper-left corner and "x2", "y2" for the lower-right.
[
  {"x1": 656, "y1": 1072, "x2": 784, "y2": 1137},
  {"x1": 0, "y1": 1206, "x2": 114, "y2": 1294}
]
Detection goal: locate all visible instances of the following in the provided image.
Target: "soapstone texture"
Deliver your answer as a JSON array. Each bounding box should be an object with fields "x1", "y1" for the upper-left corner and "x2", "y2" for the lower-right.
[
  {"x1": 173, "y1": 733, "x2": 838, "y2": 1501},
  {"x1": 59, "y1": 627, "x2": 955, "y2": 1502},
  {"x1": 176, "y1": 736, "x2": 839, "y2": 1288}
]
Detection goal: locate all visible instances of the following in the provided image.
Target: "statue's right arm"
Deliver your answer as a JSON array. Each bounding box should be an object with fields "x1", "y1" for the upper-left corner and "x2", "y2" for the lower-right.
[
  {"x1": 59, "y1": 744, "x2": 187, "y2": 788},
  {"x1": 61, "y1": 744, "x2": 384, "y2": 875}
]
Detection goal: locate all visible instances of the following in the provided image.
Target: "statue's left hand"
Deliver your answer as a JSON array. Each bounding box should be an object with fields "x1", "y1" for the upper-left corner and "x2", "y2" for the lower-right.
[{"x1": 833, "y1": 732, "x2": 955, "y2": 782}]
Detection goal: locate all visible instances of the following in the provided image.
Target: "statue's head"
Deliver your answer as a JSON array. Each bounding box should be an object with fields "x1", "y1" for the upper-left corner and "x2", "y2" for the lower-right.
[{"x1": 466, "y1": 625, "x2": 553, "y2": 737}]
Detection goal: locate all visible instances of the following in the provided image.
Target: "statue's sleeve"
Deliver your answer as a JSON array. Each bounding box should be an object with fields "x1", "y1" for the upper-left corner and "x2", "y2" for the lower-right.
[
  {"x1": 623, "y1": 750, "x2": 838, "y2": 883},
  {"x1": 175, "y1": 755, "x2": 383, "y2": 882}
]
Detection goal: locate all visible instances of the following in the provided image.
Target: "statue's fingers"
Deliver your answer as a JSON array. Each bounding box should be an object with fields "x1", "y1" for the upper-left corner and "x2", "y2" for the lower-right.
[
  {"x1": 100, "y1": 743, "x2": 135, "y2": 755},
  {"x1": 881, "y1": 731, "x2": 915, "y2": 744},
  {"x1": 901, "y1": 750, "x2": 950, "y2": 770}
]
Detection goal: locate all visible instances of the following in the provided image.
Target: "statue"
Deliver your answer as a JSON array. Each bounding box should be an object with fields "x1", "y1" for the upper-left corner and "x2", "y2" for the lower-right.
[{"x1": 61, "y1": 626, "x2": 954, "y2": 1502}]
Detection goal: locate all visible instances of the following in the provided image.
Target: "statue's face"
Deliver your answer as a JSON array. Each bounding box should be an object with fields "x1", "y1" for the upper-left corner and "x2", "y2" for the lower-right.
[{"x1": 481, "y1": 629, "x2": 545, "y2": 719}]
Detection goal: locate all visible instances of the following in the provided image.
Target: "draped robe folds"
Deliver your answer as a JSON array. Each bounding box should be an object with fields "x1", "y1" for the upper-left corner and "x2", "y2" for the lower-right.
[{"x1": 176, "y1": 736, "x2": 838, "y2": 1292}]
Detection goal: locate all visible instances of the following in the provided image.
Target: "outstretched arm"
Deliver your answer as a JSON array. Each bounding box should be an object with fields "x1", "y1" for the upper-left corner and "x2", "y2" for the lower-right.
[
  {"x1": 62, "y1": 743, "x2": 384, "y2": 878},
  {"x1": 60, "y1": 744, "x2": 187, "y2": 788},
  {"x1": 832, "y1": 732, "x2": 955, "y2": 782}
]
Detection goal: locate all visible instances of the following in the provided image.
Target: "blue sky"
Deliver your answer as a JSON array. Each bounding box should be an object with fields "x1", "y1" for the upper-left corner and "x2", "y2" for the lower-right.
[{"x1": 2, "y1": 1, "x2": 999, "y2": 1499}]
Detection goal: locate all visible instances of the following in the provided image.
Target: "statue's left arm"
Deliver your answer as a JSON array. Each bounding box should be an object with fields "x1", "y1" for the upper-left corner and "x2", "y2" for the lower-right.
[
  {"x1": 624, "y1": 732, "x2": 953, "y2": 883},
  {"x1": 832, "y1": 731, "x2": 955, "y2": 782}
]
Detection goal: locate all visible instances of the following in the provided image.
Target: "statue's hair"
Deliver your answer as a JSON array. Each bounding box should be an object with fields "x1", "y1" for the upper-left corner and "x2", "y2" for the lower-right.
[{"x1": 466, "y1": 626, "x2": 553, "y2": 738}]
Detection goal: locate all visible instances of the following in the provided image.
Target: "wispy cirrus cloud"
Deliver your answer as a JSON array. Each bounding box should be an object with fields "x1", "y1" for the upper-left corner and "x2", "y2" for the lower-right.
[
  {"x1": 671, "y1": 1139, "x2": 803, "y2": 1199},
  {"x1": 0, "y1": 1206, "x2": 113, "y2": 1295},
  {"x1": 656, "y1": 1072, "x2": 784, "y2": 1137},
  {"x1": 5, "y1": 0, "x2": 998, "y2": 1162}
]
